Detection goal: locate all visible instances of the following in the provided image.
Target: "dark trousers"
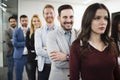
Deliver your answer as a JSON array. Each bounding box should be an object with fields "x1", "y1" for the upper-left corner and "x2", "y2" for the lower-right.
[
  {"x1": 27, "y1": 60, "x2": 37, "y2": 80},
  {"x1": 38, "y1": 64, "x2": 51, "y2": 80},
  {"x1": 7, "y1": 56, "x2": 14, "y2": 80},
  {"x1": 14, "y1": 55, "x2": 29, "y2": 80}
]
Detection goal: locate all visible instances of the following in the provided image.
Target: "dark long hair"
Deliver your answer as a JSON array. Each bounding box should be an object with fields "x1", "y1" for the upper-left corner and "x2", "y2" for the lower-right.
[
  {"x1": 111, "y1": 15, "x2": 120, "y2": 43},
  {"x1": 77, "y1": 3, "x2": 117, "y2": 55},
  {"x1": 111, "y1": 15, "x2": 120, "y2": 54}
]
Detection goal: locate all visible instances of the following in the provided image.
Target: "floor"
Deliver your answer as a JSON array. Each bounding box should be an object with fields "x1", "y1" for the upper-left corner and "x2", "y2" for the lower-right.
[{"x1": 0, "y1": 67, "x2": 28, "y2": 80}]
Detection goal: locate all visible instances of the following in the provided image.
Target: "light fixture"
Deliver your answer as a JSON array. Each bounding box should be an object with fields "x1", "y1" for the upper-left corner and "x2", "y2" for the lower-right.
[
  {"x1": 0, "y1": 5, "x2": 7, "y2": 12},
  {"x1": 1, "y1": 3, "x2": 7, "y2": 7},
  {"x1": 0, "y1": 2, "x2": 7, "y2": 12}
]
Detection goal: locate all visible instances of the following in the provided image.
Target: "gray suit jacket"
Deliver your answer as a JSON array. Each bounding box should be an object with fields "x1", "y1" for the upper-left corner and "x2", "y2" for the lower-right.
[
  {"x1": 5, "y1": 27, "x2": 14, "y2": 57},
  {"x1": 47, "y1": 27, "x2": 77, "y2": 80}
]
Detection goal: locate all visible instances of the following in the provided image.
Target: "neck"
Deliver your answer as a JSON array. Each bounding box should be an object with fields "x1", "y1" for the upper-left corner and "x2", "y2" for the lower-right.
[
  {"x1": 11, "y1": 26, "x2": 16, "y2": 29},
  {"x1": 47, "y1": 23, "x2": 54, "y2": 29},
  {"x1": 89, "y1": 33, "x2": 102, "y2": 43}
]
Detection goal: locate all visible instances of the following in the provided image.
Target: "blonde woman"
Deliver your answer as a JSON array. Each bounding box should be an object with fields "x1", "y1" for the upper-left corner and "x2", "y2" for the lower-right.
[{"x1": 26, "y1": 14, "x2": 42, "y2": 80}]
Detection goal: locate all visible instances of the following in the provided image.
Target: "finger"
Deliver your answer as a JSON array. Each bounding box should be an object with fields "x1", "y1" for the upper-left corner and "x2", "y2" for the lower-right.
[
  {"x1": 52, "y1": 58, "x2": 59, "y2": 62},
  {"x1": 51, "y1": 56, "x2": 60, "y2": 61},
  {"x1": 49, "y1": 53, "x2": 56, "y2": 57},
  {"x1": 51, "y1": 51, "x2": 58, "y2": 53},
  {"x1": 50, "y1": 55, "x2": 57, "y2": 59}
]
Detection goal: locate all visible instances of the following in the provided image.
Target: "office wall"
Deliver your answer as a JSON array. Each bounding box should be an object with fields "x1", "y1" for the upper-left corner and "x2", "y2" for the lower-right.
[
  {"x1": 18, "y1": 0, "x2": 120, "y2": 30},
  {"x1": 18, "y1": 0, "x2": 87, "y2": 30}
]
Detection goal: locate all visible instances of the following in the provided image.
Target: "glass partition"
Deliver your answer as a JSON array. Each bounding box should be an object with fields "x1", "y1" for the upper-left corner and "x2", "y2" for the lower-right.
[
  {"x1": 0, "y1": 0, "x2": 3, "y2": 67},
  {"x1": 0, "y1": 0, "x2": 18, "y2": 67}
]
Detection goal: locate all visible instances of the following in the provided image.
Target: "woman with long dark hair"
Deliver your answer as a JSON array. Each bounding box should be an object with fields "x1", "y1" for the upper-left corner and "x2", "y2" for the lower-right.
[
  {"x1": 111, "y1": 14, "x2": 120, "y2": 74},
  {"x1": 70, "y1": 3, "x2": 120, "y2": 80}
]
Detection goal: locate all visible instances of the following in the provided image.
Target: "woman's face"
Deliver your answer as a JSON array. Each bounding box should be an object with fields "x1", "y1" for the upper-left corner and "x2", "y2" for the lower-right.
[
  {"x1": 91, "y1": 9, "x2": 108, "y2": 35},
  {"x1": 32, "y1": 17, "x2": 41, "y2": 29}
]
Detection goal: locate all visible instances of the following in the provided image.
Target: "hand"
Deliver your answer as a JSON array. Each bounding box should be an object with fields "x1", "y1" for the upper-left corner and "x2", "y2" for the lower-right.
[{"x1": 49, "y1": 51, "x2": 67, "y2": 62}]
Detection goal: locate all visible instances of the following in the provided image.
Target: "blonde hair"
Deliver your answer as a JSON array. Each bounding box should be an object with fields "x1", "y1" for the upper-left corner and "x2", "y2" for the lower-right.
[{"x1": 30, "y1": 14, "x2": 42, "y2": 37}]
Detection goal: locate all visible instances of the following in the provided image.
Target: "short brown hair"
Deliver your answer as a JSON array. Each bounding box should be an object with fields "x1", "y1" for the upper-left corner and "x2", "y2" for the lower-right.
[{"x1": 43, "y1": 4, "x2": 54, "y2": 14}]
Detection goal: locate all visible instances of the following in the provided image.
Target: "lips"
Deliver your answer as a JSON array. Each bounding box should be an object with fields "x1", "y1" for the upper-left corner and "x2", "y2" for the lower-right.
[{"x1": 98, "y1": 27, "x2": 105, "y2": 30}]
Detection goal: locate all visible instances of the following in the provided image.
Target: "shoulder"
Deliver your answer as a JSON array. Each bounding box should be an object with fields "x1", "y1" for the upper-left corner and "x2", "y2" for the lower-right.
[
  {"x1": 73, "y1": 28, "x2": 78, "y2": 32},
  {"x1": 13, "y1": 27, "x2": 21, "y2": 34},
  {"x1": 5, "y1": 28, "x2": 9, "y2": 33},
  {"x1": 72, "y1": 28, "x2": 79, "y2": 35},
  {"x1": 71, "y1": 39, "x2": 80, "y2": 48},
  {"x1": 71, "y1": 39, "x2": 83, "y2": 52},
  {"x1": 15, "y1": 27, "x2": 20, "y2": 31},
  {"x1": 35, "y1": 28, "x2": 42, "y2": 33},
  {"x1": 5, "y1": 27, "x2": 11, "y2": 32}
]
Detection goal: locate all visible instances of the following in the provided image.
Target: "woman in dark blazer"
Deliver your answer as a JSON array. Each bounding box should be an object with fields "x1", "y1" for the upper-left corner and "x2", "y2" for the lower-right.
[{"x1": 26, "y1": 14, "x2": 42, "y2": 80}]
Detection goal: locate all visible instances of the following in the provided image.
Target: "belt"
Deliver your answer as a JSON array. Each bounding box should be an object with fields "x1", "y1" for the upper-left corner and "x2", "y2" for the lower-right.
[{"x1": 31, "y1": 50, "x2": 35, "y2": 53}]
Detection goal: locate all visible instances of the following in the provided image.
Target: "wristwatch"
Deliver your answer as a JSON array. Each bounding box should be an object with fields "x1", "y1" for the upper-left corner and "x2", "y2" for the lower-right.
[{"x1": 66, "y1": 54, "x2": 70, "y2": 61}]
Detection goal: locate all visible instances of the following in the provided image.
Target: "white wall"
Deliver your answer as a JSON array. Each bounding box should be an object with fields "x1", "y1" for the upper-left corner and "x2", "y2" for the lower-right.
[
  {"x1": 18, "y1": 0, "x2": 120, "y2": 30},
  {"x1": 105, "y1": 0, "x2": 120, "y2": 13}
]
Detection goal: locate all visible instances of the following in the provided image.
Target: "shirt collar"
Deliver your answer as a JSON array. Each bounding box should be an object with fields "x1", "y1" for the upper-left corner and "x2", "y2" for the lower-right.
[
  {"x1": 59, "y1": 27, "x2": 72, "y2": 35},
  {"x1": 45, "y1": 24, "x2": 56, "y2": 31},
  {"x1": 88, "y1": 40, "x2": 108, "y2": 50},
  {"x1": 21, "y1": 26, "x2": 28, "y2": 30},
  {"x1": 10, "y1": 26, "x2": 16, "y2": 31}
]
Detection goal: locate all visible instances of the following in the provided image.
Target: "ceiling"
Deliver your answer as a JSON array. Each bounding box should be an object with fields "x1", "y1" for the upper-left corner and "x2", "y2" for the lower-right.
[
  {"x1": 37, "y1": 0, "x2": 109, "y2": 5},
  {"x1": 1, "y1": 0, "x2": 111, "y2": 14},
  {"x1": 24, "y1": 0, "x2": 111, "y2": 5}
]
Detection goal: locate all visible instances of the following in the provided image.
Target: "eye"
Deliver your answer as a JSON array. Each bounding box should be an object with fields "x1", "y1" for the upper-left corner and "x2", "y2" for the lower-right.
[
  {"x1": 63, "y1": 16, "x2": 67, "y2": 19},
  {"x1": 50, "y1": 12, "x2": 53, "y2": 15},
  {"x1": 37, "y1": 20, "x2": 40, "y2": 22},
  {"x1": 93, "y1": 16, "x2": 100, "y2": 20},
  {"x1": 45, "y1": 13, "x2": 49, "y2": 15},
  {"x1": 70, "y1": 16, "x2": 74, "y2": 19},
  {"x1": 104, "y1": 16, "x2": 108, "y2": 21}
]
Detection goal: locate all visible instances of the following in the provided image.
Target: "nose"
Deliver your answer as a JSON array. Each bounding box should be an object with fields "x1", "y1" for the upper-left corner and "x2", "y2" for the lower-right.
[
  {"x1": 66, "y1": 17, "x2": 73, "y2": 22},
  {"x1": 47, "y1": 13, "x2": 52, "y2": 17},
  {"x1": 100, "y1": 18, "x2": 107, "y2": 25}
]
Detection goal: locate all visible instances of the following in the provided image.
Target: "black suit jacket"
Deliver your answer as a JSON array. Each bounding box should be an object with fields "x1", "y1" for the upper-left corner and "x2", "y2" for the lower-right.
[{"x1": 26, "y1": 30, "x2": 36, "y2": 62}]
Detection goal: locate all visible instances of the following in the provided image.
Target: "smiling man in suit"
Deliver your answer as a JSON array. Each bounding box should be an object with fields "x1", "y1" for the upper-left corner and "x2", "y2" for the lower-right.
[
  {"x1": 12, "y1": 15, "x2": 29, "y2": 80},
  {"x1": 47, "y1": 4, "x2": 77, "y2": 80},
  {"x1": 5, "y1": 15, "x2": 17, "y2": 80}
]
